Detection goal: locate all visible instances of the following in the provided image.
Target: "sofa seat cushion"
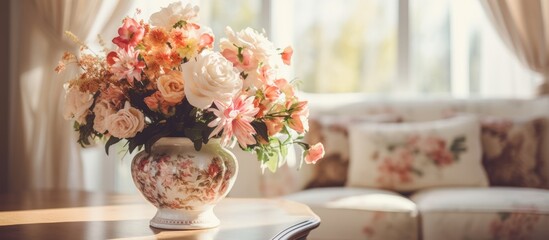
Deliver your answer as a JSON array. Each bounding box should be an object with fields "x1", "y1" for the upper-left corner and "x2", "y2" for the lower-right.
[
  {"x1": 284, "y1": 187, "x2": 418, "y2": 240},
  {"x1": 411, "y1": 187, "x2": 549, "y2": 240}
]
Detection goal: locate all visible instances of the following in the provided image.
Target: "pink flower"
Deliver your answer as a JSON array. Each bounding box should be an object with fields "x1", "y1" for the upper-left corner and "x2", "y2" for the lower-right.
[
  {"x1": 263, "y1": 85, "x2": 280, "y2": 101},
  {"x1": 281, "y1": 46, "x2": 293, "y2": 65},
  {"x1": 221, "y1": 48, "x2": 256, "y2": 71},
  {"x1": 304, "y1": 143, "x2": 325, "y2": 164},
  {"x1": 110, "y1": 48, "x2": 146, "y2": 84},
  {"x1": 287, "y1": 101, "x2": 309, "y2": 134},
  {"x1": 112, "y1": 18, "x2": 144, "y2": 49},
  {"x1": 208, "y1": 95, "x2": 260, "y2": 148},
  {"x1": 199, "y1": 33, "x2": 214, "y2": 49},
  {"x1": 265, "y1": 117, "x2": 284, "y2": 136},
  {"x1": 275, "y1": 78, "x2": 295, "y2": 98}
]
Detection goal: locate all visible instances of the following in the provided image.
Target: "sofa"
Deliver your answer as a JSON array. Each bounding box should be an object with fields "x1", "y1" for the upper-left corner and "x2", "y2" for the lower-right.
[{"x1": 229, "y1": 96, "x2": 549, "y2": 240}]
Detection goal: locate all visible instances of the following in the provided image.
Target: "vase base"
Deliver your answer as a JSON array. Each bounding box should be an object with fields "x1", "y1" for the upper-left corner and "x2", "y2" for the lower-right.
[{"x1": 149, "y1": 207, "x2": 220, "y2": 230}]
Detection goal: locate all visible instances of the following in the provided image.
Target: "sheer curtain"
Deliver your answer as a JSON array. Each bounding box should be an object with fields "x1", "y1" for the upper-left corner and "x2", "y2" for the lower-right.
[
  {"x1": 480, "y1": 0, "x2": 549, "y2": 95},
  {"x1": 9, "y1": 0, "x2": 132, "y2": 191}
]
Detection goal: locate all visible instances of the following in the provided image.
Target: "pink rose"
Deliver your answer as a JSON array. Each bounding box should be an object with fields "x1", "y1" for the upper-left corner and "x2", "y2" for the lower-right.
[
  {"x1": 157, "y1": 70, "x2": 185, "y2": 104},
  {"x1": 105, "y1": 102, "x2": 145, "y2": 138},
  {"x1": 281, "y1": 46, "x2": 293, "y2": 65},
  {"x1": 113, "y1": 18, "x2": 144, "y2": 49},
  {"x1": 305, "y1": 143, "x2": 325, "y2": 164}
]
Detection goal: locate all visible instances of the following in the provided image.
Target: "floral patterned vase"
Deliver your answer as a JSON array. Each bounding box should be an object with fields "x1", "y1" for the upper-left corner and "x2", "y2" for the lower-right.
[{"x1": 131, "y1": 137, "x2": 238, "y2": 230}]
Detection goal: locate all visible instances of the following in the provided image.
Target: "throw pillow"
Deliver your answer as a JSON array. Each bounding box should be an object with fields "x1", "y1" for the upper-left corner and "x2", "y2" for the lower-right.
[
  {"x1": 305, "y1": 114, "x2": 402, "y2": 189},
  {"x1": 481, "y1": 117, "x2": 546, "y2": 188},
  {"x1": 347, "y1": 115, "x2": 488, "y2": 192}
]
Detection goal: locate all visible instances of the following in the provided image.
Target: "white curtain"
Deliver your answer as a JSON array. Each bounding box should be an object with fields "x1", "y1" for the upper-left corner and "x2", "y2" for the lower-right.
[
  {"x1": 480, "y1": 0, "x2": 549, "y2": 95},
  {"x1": 9, "y1": 0, "x2": 132, "y2": 191}
]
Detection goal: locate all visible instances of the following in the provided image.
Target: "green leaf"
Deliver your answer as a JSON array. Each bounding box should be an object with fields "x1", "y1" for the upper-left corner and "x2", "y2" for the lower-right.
[
  {"x1": 263, "y1": 152, "x2": 279, "y2": 173},
  {"x1": 450, "y1": 135, "x2": 467, "y2": 161},
  {"x1": 173, "y1": 20, "x2": 186, "y2": 29},
  {"x1": 193, "y1": 139, "x2": 202, "y2": 151},
  {"x1": 105, "y1": 137, "x2": 121, "y2": 155},
  {"x1": 144, "y1": 127, "x2": 172, "y2": 153}
]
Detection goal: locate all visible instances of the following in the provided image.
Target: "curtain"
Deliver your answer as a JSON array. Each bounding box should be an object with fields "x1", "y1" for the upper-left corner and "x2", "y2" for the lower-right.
[
  {"x1": 9, "y1": 0, "x2": 132, "y2": 191},
  {"x1": 480, "y1": 0, "x2": 549, "y2": 95}
]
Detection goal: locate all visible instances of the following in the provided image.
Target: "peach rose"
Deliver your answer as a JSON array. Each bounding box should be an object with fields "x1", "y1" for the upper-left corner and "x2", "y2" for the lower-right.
[
  {"x1": 93, "y1": 99, "x2": 116, "y2": 134},
  {"x1": 305, "y1": 143, "x2": 325, "y2": 164},
  {"x1": 63, "y1": 86, "x2": 94, "y2": 124},
  {"x1": 157, "y1": 70, "x2": 185, "y2": 104},
  {"x1": 105, "y1": 102, "x2": 145, "y2": 138}
]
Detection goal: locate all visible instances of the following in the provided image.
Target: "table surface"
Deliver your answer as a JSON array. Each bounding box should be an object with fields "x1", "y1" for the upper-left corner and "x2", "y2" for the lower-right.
[{"x1": 0, "y1": 191, "x2": 320, "y2": 240}]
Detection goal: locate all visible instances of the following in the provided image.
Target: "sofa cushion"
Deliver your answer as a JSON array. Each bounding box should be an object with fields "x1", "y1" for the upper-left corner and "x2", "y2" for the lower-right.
[
  {"x1": 285, "y1": 187, "x2": 418, "y2": 240},
  {"x1": 481, "y1": 117, "x2": 546, "y2": 188},
  {"x1": 347, "y1": 115, "x2": 488, "y2": 192},
  {"x1": 305, "y1": 114, "x2": 401, "y2": 189},
  {"x1": 411, "y1": 187, "x2": 549, "y2": 240}
]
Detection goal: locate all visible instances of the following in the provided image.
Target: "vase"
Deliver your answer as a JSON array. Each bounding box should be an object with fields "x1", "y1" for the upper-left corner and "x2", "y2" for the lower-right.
[{"x1": 131, "y1": 137, "x2": 238, "y2": 230}]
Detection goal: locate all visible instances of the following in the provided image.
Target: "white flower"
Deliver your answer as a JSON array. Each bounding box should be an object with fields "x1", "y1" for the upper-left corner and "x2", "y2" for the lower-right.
[
  {"x1": 92, "y1": 99, "x2": 116, "y2": 134},
  {"x1": 63, "y1": 86, "x2": 94, "y2": 124},
  {"x1": 182, "y1": 50, "x2": 242, "y2": 109},
  {"x1": 220, "y1": 27, "x2": 276, "y2": 66},
  {"x1": 150, "y1": 2, "x2": 199, "y2": 29},
  {"x1": 105, "y1": 102, "x2": 145, "y2": 138}
]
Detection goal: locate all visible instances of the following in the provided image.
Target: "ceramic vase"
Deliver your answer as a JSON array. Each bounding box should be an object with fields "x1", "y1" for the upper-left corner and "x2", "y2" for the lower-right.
[{"x1": 131, "y1": 137, "x2": 238, "y2": 229}]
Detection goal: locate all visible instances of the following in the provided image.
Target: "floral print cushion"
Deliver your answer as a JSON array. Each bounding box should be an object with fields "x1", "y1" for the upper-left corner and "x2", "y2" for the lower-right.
[
  {"x1": 347, "y1": 115, "x2": 488, "y2": 192},
  {"x1": 285, "y1": 187, "x2": 418, "y2": 240},
  {"x1": 411, "y1": 187, "x2": 549, "y2": 240},
  {"x1": 305, "y1": 114, "x2": 402, "y2": 189},
  {"x1": 481, "y1": 117, "x2": 547, "y2": 188}
]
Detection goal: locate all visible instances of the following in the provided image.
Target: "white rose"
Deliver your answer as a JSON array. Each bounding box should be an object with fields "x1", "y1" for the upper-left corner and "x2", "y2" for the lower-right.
[
  {"x1": 105, "y1": 102, "x2": 145, "y2": 138},
  {"x1": 182, "y1": 51, "x2": 242, "y2": 109},
  {"x1": 150, "y1": 2, "x2": 199, "y2": 29},
  {"x1": 220, "y1": 27, "x2": 276, "y2": 65},
  {"x1": 92, "y1": 99, "x2": 116, "y2": 134},
  {"x1": 63, "y1": 86, "x2": 94, "y2": 124}
]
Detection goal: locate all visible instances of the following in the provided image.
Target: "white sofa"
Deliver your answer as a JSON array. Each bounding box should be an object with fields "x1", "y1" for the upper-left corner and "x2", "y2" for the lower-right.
[{"x1": 230, "y1": 97, "x2": 549, "y2": 240}]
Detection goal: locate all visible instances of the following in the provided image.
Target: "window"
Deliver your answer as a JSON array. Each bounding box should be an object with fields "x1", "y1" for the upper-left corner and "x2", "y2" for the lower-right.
[
  {"x1": 86, "y1": 0, "x2": 541, "y2": 193},
  {"x1": 279, "y1": 0, "x2": 540, "y2": 97}
]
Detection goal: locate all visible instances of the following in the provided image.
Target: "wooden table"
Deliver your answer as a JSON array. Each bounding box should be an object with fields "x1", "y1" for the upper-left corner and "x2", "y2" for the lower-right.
[{"x1": 0, "y1": 191, "x2": 320, "y2": 240}]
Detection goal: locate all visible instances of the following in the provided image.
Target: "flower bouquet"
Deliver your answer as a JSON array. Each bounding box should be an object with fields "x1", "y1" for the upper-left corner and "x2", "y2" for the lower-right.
[{"x1": 58, "y1": 2, "x2": 325, "y2": 171}]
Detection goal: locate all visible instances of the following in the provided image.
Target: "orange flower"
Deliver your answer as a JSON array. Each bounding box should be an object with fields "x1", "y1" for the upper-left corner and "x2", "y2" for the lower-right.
[{"x1": 144, "y1": 27, "x2": 169, "y2": 47}]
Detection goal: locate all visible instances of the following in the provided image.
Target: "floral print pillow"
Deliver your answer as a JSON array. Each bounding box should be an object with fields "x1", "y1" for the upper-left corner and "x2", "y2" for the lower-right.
[
  {"x1": 347, "y1": 115, "x2": 488, "y2": 192},
  {"x1": 305, "y1": 114, "x2": 402, "y2": 189},
  {"x1": 481, "y1": 117, "x2": 546, "y2": 188}
]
